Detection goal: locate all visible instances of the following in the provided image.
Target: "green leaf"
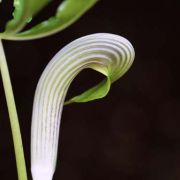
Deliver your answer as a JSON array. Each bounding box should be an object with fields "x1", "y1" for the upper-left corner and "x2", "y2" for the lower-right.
[
  {"x1": 1, "y1": 0, "x2": 51, "y2": 37},
  {"x1": 65, "y1": 77, "x2": 111, "y2": 105},
  {"x1": 7, "y1": 0, "x2": 99, "y2": 40},
  {"x1": 4, "y1": 0, "x2": 31, "y2": 34}
]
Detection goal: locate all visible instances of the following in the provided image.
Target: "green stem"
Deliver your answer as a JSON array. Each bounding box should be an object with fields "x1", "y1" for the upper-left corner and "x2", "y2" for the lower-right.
[{"x1": 0, "y1": 40, "x2": 27, "y2": 180}]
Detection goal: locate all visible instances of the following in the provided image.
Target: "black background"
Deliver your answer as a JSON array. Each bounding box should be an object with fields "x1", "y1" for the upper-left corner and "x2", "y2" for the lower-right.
[{"x1": 0, "y1": 0, "x2": 180, "y2": 179}]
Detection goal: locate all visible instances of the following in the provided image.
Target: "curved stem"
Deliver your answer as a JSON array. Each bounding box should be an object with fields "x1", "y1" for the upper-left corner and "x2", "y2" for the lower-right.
[{"x1": 0, "y1": 40, "x2": 27, "y2": 180}]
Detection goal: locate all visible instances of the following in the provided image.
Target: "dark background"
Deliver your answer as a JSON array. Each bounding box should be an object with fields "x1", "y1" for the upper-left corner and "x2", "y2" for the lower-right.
[{"x1": 0, "y1": 0, "x2": 180, "y2": 179}]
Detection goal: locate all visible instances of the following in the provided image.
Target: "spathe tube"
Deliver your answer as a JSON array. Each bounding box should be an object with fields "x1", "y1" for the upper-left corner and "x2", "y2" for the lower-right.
[{"x1": 31, "y1": 33, "x2": 135, "y2": 180}]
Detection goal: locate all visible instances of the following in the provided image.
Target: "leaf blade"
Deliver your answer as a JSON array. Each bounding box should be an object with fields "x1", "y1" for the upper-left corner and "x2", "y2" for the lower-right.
[
  {"x1": 65, "y1": 77, "x2": 111, "y2": 105},
  {"x1": 4, "y1": 0, "x2": 31, "y2": 34},
  {"x1": 7, "y1": 0, "x2": 99, "y2": 40},
  {"x1": 1, "y1": 0, "x2": 52, "y2": 37}
]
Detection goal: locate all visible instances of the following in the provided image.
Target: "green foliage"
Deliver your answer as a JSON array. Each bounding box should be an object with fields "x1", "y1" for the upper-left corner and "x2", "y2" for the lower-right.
[
  {"x1": 65, "y1": 77, "x2": 111, "y2": 105},
  {"x1": 1, "y1": 0, "x2": 99, "y2": 40}
]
